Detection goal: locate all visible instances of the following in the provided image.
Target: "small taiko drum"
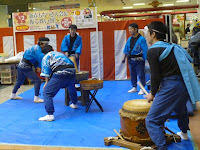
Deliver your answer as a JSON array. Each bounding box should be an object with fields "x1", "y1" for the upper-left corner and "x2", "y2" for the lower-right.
[
  {"x1": 119, "y1": 99, "x2": 152, "y2": 144},
  {"x1": 80, "y1": 80, "x2": 103, "y2": 90}
]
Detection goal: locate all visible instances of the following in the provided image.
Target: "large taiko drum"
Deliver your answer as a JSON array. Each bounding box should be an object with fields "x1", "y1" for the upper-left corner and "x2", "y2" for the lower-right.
[{"x1": 119, "y1": 99, "x2": 152, "y2": 144}]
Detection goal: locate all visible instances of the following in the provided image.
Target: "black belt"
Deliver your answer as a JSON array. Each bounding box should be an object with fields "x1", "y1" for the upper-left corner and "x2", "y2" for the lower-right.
[
  {"x1": 22, "y1": 58, "x2": 32, "y2": 66},
  {"x1": 128, "y1": 54, "x2": 143, "y2": 58},
  {"x1": 69, "y1": 51, "x2": 75, "y2": 56},
  {"x1": 52, "y1": 65, "x2": 74, "y2": 73},
  {"x1": 49, "y1": 64, "x2": 74, "y2": 79}
]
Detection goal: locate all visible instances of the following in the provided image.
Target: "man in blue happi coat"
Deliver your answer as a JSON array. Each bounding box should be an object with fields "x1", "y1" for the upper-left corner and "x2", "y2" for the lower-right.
[
  {"x1": 39, "y1": 45, "x2": 78, "y2": 121},
  {"x1": 61, "y1": 24, "x2": 82, "y2": 69},
  {"x1": 122, "y1": 23, "x2": 148, "y2": 95},
  {"x1": 145, "y1": 21, "x2": 200, "y2": 150},
  {"x1": 10, "y1": 37, "x2": 49, "y2": 103}
]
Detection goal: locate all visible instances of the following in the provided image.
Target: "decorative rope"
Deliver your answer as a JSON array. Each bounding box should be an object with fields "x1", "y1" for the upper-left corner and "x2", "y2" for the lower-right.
[{"x1": 121, "y1": 107, "x2": 149, "y2": 115}]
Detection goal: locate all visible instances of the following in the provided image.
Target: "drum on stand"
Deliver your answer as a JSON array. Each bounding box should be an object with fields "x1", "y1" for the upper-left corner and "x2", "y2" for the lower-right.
[{"x1": 119, "y1": 99, "x2": 152, "y2": 145}]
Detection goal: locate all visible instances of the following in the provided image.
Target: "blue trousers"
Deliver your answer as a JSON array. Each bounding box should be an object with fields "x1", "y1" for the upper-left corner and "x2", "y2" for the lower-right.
[
  {"x1": 128, "y1": 59, "x2": 146, "y2": 87},
  {"x1": 43, "y1": 73, "x2": 78, "y2": 115},
  {"x1": 186, "y1": 99, "x2": 194, "y2": 116},
  {"x1": 145, "y1": 75, "x2": 189, "y2": 150},
  {"x1": 12, "y1": 67, "x2": 41, "y2": 96}
]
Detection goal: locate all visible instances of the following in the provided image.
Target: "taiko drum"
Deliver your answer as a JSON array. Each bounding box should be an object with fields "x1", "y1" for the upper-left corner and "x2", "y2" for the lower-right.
[{"x1": 119, "y1": 99, "x2": 152, "y2": 144}]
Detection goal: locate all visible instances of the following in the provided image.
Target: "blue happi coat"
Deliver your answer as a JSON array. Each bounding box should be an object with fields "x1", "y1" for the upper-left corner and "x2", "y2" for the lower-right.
[
  {"x1": 23, "y1": 45, "x2": 44, "y2": 68},
  {"x1": 61, "y1": 34, "x2": 82, "y2": 55},
  {"x1": 150, "y1": 41, "x2": 200, "y2": 110},
  {"x1": 40, "y1": 51, "x2": 74, "y2": 77},
  {"x1": 123, "y1": 35, "x2": 148, "y2": 60}
]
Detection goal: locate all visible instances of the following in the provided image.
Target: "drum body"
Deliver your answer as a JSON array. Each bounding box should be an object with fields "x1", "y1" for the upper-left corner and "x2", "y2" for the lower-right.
[
  {"x1": 119, "y1": 99, "x2": 152, "y2": 144},
  {"x1": 80, "y1": 80, "x2": 103, "y2": 90}
]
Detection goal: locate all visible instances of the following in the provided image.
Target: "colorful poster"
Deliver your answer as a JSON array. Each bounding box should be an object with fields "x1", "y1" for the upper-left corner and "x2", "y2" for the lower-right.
[
  {"x1": 13, "y1": 8, "x2": 96, "y2": 32},
  {"x1": 186, "y1": 13, "x2": 197, "y2": 21},
  {"x1": 74, "y1": 8, "x2": 95, "y2": 27}
]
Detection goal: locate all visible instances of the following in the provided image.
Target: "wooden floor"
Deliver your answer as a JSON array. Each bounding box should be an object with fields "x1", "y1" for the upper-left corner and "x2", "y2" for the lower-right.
[
  {"x1": 0, "y1": 144, "x2": 126, "y2": 150},
  {"x1": 0, "y1": 145, "x2": 122, "y2": 150},
  {"x1": 189, "y1": 102, "x2": 200, "y2": 150}
]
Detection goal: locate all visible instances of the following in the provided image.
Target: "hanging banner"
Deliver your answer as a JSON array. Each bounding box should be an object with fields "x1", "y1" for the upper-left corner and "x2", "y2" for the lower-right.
[
  {"x1": 50, "y1": 4, "x2": 80, "y2": 10},
  {"x1": 12, "y1": 8, "x2": 96, "y2": 32}
]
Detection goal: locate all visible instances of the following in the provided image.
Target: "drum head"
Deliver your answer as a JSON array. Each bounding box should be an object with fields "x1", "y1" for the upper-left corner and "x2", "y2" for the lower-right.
[{"x1": 122, "y1": 99, "x2": 152, "y2": 113}]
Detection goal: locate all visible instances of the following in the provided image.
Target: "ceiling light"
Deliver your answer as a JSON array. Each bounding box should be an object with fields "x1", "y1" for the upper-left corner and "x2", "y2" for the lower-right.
[
  {"x1": 176, "y1": 0, "x2": 189, "y2": 2},
  {"x1": 163, "y1": 4, "x2": 174, "y2": 6},
  {"x1": 133, "y1": 3, "x2": 145, "y2": 6},
  {"x1": 128, "y1": 13, "x2": 137, "y2": 14},
  {"x1": 122, "y1": 6, "x2": 133, "y2": 9},
  {"x1": 163, "y1": 10, "x2": 173, "y2": 12},
  {"x1": 33, "y1": 8, "x2": 36, "y2": 10}
]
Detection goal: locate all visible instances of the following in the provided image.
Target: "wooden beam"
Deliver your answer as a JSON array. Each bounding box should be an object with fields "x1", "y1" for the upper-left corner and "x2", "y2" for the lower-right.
[
  {"x1": 110, "y1": 10, "x2": 197, "y2": 18},
  {"x1": 0, "y1": 0, "x2": 59, "y2": 5},
  {"x1": 100, "y1": 4, "x2": 199, "y2": 16}
]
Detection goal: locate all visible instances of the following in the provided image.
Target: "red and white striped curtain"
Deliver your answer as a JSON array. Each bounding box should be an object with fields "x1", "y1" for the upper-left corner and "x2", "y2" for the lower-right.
[{"x1": 0, "y1": 18, "x2": 164, "y2": 80}]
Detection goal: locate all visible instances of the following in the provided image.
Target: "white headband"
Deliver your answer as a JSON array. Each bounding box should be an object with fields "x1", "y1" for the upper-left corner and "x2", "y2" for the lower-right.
[
  {"x1": 151, "y1": 29, "x2": 166, "y2": 35},
  {"x1": 39, "y1": 41, "x2": 49, "y2": 44}
]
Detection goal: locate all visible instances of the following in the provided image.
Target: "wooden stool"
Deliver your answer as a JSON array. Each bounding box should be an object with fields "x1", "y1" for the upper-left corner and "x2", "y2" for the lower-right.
[
  {"x1": 65, "y1": 87, "x2": 89, "y2": 106},
  {"x1": 80, "y1": 80, "x2": 104, "y2": 112},
  {"x1": 65, "y1": 71, "x2": 89, "y2": 106}
]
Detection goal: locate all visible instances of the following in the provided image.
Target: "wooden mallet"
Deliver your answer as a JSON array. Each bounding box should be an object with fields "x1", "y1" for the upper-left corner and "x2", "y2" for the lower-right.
[
  {"x1": 137, "y1": 81, "x2": 149, "y2": 95},
  {"x1": 114, "y1": 129, "x2": 125, "y2": 140},
  {"x1": 69, "y1": 56, "x2": 78, "y2": 72}
]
